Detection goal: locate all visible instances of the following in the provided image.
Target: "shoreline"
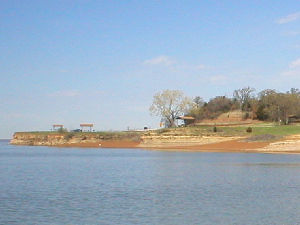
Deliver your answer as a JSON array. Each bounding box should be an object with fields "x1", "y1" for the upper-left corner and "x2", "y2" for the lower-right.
[
  {"x1": 11, "y1": 137, "x2": 300, "y2": 154},
  {"x1": 12, "y1": 140, "x2": 141, "y2": 148},
  {"x1": 145, "y1": 139, "x2": 271, "y2": 152},
  {"x1": 144, "y1": 136, "x2": 300, "y2": 154}
]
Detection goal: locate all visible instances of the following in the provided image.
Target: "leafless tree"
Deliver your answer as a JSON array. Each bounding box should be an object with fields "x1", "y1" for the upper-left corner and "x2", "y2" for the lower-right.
[
  {"x1": 149, "y1": 90, "x2": 195, "y2": 127},
  {"x1": 233, "y1": 86, "x2": 256, "y2": 111}
]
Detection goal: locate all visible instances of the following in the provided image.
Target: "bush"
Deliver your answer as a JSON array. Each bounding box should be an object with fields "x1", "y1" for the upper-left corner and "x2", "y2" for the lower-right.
[
  {"x1": 246, "y1": 127, "x2": 252, "y2": 133},
  {"x1": 58, "y1": 127, "x2": 68, "y2": 133},
  {"x1": 213, "y1": 126, "x2": 217, "y2": 132}
]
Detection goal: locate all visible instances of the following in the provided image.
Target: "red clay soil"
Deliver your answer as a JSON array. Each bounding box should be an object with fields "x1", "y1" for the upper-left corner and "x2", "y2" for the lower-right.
[
  {"x1": 54, "y1": 139, "x2": 272, "y2": 153},
  {"x1": 56, "y1": 140, "x2": 140, "y2": 148}
]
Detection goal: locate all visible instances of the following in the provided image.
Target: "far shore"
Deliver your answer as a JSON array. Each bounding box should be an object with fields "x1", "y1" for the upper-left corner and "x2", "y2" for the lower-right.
[{"x1": 27, "y1": 135, "x2": 300, "y2": 154}]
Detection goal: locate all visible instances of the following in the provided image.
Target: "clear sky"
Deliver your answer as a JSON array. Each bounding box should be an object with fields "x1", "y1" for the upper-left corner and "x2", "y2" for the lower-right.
[{"x1": 1, "y1": 0, "x2": 300, "y2": 138}]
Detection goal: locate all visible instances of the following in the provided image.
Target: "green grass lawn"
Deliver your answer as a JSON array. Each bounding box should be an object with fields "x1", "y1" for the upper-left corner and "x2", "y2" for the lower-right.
[
  {"x1": 246, "y1": 125, "x2": 300, "y2": 136},
  {"x1": 153, "y1": 123, "x2": 300, "y2": 138}
]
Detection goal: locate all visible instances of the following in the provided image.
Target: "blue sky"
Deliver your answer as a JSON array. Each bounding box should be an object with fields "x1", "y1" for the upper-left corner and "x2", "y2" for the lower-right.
[{"x1": 1, "y1": 0, "x2": 300, "y2": 138}]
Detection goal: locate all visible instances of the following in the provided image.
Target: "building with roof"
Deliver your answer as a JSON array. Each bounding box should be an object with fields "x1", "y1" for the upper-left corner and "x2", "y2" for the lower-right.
[
  {"x1": 176, "y1": 116, "x2": 195, "y2": 126},
  {"x1": 80, "y1": 123, "x2": 94, "y2": 132}
]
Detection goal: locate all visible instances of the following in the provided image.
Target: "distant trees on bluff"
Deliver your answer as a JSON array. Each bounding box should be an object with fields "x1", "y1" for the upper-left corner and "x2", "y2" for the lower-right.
[{"x1": 150, "y1": 87, "x2": 300, "y2": 127}]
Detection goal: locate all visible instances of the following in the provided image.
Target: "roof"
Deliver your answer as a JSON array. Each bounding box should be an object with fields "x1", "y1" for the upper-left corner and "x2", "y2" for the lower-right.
[
  {"x1": 52, "y1": 124, "x2": 63, "y2": 127},
  {"x1": 80, "y1": 123, "x2": 94, "y2": 127},
  {"x1": 176, "y1": 116, "x2": 195, "y2": 120}
]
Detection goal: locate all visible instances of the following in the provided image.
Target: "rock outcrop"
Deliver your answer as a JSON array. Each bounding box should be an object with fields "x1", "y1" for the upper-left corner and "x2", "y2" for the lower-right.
[
  {"x1": 139, "y1": 131, "x2": 241, "y2": 148},
  {"x1": 10, "y1": 132, "x2": 105, "y2": 146},
  {"x1": 11, "y1": 131, "x2": 241, "y2": 148}
]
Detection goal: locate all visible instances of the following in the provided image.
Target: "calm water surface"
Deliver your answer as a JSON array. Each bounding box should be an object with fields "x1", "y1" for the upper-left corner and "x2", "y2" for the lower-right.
[{"x1": 1, "y1": 143, "x2": 300, "y2": 224}]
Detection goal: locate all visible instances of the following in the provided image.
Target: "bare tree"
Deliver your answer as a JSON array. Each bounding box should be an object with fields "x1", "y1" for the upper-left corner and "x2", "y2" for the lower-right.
[
  {"x1": 149, "y1": 90, "x2": 195, "y2": 127},
  {"x1": 233, "y1": 86, "x2": 256, "y2": 111},
  {"x1": 193, "y1": 96, "x2": 204, "y2": 108}
]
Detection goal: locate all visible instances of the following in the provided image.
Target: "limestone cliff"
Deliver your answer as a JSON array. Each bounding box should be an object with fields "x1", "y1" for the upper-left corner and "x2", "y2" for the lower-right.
[
  {"x1": 10, "y1": 132, "x2": 141, "y2": 147},
  {"x1": 139, "y1": 131, "x2": 240, "y2": 148},
  {"x1": 10, "y1": 130, "x2": 242, "y2": 148},
  {"x1": 10, "y1": 132, "x2": 103, "y2": 146}
]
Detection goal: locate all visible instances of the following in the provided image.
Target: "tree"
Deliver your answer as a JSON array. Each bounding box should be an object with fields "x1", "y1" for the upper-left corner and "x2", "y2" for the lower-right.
[
  {"x1": 193, "y1": 96, "x2": 204, "y2": 108},
  {"x1": 203, "y1": 96, "x2": 234, "y2": 119},
  {"x1": 257, "y1": 89, "x2": 280, "y2": 122},
  {"x1": 257, "y1": 89, "x2": 300, "y2": 124},
  {"x1": 233, "y1": 86, "x2": 256, "y2": 111},
  {"x1": 149, "y1": 90, "x2": 195, "y2": 127},
  {"x1": 186, "y1": 96, "x2": 205, "y2": 121},
  {"x1": 287, "y1": 87, "x2": 300, "y2": 96}
]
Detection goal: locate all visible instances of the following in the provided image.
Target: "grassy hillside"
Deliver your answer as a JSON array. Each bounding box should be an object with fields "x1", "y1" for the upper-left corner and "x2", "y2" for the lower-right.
[{"x1": 149, "y1": 123, "x2": 300, "y2": 141}]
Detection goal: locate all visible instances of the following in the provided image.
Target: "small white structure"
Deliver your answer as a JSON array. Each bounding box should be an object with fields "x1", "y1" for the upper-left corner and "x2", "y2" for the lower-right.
[
  {"x1": 80, "y1": 123, "x2": 94, "y2": 132},
  {"x1": 52, "y1": 124, "x2": 63, "y2": 131}
]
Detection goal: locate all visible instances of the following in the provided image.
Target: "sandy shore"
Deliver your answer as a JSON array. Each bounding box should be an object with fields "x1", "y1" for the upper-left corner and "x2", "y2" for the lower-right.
[{"x1": 252, "y1": 135, "x2": 300, "y2": 154}]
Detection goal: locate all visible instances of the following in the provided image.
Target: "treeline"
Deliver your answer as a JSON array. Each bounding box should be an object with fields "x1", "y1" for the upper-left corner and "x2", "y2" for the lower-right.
[{"x1": 187, "y1": 87, "x2": 300, "y2": 124}]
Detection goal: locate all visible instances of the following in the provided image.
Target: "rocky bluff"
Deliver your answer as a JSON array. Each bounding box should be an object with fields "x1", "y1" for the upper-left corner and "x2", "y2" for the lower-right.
[{"x1": 10, "y1": 131, "x2": 142, "y2": 147}]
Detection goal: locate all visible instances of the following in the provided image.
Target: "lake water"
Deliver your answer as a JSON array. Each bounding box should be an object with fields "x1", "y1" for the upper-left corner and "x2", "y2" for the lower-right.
[{"x1": 1, "y1": 142, "x2": 300, "y2": 224}]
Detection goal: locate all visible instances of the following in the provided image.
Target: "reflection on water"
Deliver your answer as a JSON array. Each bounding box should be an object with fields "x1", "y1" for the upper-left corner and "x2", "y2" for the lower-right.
[{"x1": 1, "y1": 145, "x2": 300, "y2": 224}]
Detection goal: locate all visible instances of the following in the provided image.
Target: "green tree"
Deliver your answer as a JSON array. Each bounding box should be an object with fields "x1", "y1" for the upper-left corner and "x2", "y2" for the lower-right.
[
  {"x1": 257, "y1": 89, "x2": 300, "y2": 124},
  {"x1": 149, "y1": 90, "x2": 195, "y2": 127}
]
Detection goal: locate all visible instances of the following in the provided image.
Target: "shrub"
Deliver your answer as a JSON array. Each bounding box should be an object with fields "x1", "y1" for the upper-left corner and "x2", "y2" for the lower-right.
[
  {"x1": 246, "y1": 127, "x2": 252, "y2": 133},
  {"x1": 58, "y1": 127, "x2": 68, "y2": 133},
  {"x1": 213, "y1": 126, "x2": 217, "y2": 132}
]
